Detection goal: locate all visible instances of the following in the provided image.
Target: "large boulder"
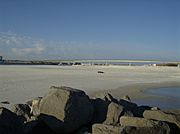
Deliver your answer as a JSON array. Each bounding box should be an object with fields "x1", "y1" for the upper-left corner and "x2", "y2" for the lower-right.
[
  {"x1": 122, "y1": 126, "x2": 170, "y2": 134},
  {"x1": 0, "y1": 107, "x2": 23, "y2": 134},
  {"x1": 93, "y1": 92, "x2": 118, "y2": 103},
  {"x1": 73, "y1": 127, "x2": 89, "y2": 134},
  {"x1": 39, "y1": 86, "x2": 94, "y2": 134},
  {"x1": 119, "y1": 99, "x2": 137, "y2": 111},
  {"x1": 92, "y1": 93, "x2": 118, "y2": 123},
  {"x1": 24, "y1": 120, "x2": 55, "y2": 134},
  {"x1": 119, "y1": 99, "x2": 151, "y2": 117},
  {"x1": 143, "y1": 110, "x2": 180, "y2": 128},
  {"x1": 92, "y1": 123, "x2": 123, "y2": 134},
  {"x1": 120, "y1": 116, "x2": 162, "y2": 127},
  {"x1": 104, "y1": 102, "x2": 124, "y2": 125},
  {"x1": 92, "y1": 123, "x2": 170, "y2": 134}
]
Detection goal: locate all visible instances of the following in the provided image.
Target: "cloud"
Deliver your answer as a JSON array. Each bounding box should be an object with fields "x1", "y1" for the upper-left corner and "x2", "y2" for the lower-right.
[
  {"x1": 0, "y1": 32, "x2": 117, "y2": 60},
  {"x1": 11, "y1": 42, "x2": 44, "y2": 55},
  {"x1": 5, "y1": 32, "x2": 177, "y2": 60},
  {"x1": 0, "y1": 32, "x2": 45, "y2": 59}
]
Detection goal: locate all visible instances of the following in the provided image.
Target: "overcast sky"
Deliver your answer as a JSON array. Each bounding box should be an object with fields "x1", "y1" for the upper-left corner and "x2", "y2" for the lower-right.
[{"x1": 0, "y1": 0, "x2": 179, "y2": 61}]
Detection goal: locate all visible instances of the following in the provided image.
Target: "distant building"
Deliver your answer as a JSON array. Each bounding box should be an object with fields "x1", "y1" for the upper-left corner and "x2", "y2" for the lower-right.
[{"x1": 0, "y1": 56, "x2": 2, "y2": 61}]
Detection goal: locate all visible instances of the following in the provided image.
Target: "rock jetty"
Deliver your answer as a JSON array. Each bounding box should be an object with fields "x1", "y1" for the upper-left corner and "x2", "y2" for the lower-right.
[{"x1": 0, "y1": 86, "x2": 180, "y2": 134}]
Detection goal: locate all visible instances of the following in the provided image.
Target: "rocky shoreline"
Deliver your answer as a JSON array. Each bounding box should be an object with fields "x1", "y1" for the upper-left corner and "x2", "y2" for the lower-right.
[{"x1": 0, "y1": 86, "x2": 180, "y2": 134}]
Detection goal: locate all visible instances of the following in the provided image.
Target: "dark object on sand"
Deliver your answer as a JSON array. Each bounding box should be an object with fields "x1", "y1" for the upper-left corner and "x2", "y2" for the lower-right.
[
  {"x1": 97, "y1": 71, "x2": 104, "y2": 74},
  {"x1": 1, "y1": 101, "x2": 10, "y2": 104}
]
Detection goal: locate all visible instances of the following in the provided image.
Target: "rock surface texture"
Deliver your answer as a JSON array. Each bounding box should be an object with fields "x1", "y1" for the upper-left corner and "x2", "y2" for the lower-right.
[
  {"x1": 0, "y1": 86, "x2": 180, "y2": 134},
  {"x1": 0, "y1": 107, "x2": 23, "y2": 134},
  {"x1": 39, "y1": 86, "x2": 94, "y2": 134},
  {"x1": 143, "y1": 110, "x2": 180, "y2": 128},
  {"x1": 104, "y1": 102, "x2": 124, "y2": 125}
]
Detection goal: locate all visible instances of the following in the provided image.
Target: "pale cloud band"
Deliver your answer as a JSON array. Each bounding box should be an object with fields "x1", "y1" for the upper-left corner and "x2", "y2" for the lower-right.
[
  {"x1": 11, "y1": 42, "x2": 44, "y2": 56},
  {"x1": 0, "y1": 32, "x2": 179, "y2": 61},
  {"x1": 0, "y1": 32, "x2": 45, "y2": 59}
]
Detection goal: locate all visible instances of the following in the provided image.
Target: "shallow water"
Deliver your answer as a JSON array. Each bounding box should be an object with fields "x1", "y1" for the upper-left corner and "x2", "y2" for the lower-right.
[
  {"x1": 148, "y1": 87, "x2": 180, "y2": 98},
  {"x1": 134, "y1": 87, "x2": 180, "y2": 109}
]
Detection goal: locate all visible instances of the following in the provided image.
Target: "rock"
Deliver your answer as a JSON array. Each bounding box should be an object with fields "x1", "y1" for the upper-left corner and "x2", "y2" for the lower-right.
[
  {"x1": 151, "y1": 107, "x2": 160, "y2": 110},
  {"x1": 121, "y1": 95, "x2": 131, "y2": 102},
  {"x1": 92, "y1": 123, "x2": 170, "y2": 134},
  {"x1": 120, "y1": 116, "x2": 160, "y2": 127},
  {"x1": 121, "y1": 126, "x2": 170, "y2": 134},
  {"x1": 11, "y1": 104, "x2": 31, "y2": 122},
  {"x1": 143, "y1": 110, "x2": 180, "y2": 128},
  {"x1": 0, "y1": 107, "x2": 23, "y2": 134},
  {"x1": 119, "y1": 99, "x2": 151, "y2": 117},
  {"x1": 119, "y1": 99, "x2": 137, "y2": 112},
  {"x1": 92, "y1": 123, "x2": 123, "y2": 134},
  {"x1": 39, "y1": 86, "x2": 94, "y2": 134},
  {"x1": 92, "y1": 98, "x2": 109, "y2": 123},
  {"x1": 118, "y1": 99, "x2": 140, "y2": 117},
  {"x1": 24, "y1": 120, "x2": 55, "y2": 134},
  {"x1": 162, "y1": 109, "x2": 180, "y2": 115},
  {"x1": 136, "y1": 105, "x2": 152, "y2": 117},
  {"x1": 92, "y1": 92, "x2": 119, "y2": 123},
  {"x1": 28, "y1": 97, "x2": 42, "y2": 117},
  {"x1": 74, "y1": 127, "x2": 90, "y2": 134},
  {"x1": 123, "y1": 110, "x2": 134, "y2": 117},
  {"x1": 104, "y1": 102, "x2": 124, "y2": 125},
  {"x1": 93, "y1": 92, "x2": 118, "y2": 102}
]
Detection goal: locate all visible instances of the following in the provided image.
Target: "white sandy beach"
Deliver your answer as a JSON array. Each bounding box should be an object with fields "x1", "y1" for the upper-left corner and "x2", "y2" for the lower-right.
[{"x1": 0, "y1": 65, "x2": 180, "y2": 106}]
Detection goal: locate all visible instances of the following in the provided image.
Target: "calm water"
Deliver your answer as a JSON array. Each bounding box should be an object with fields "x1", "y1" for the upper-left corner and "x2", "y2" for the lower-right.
[
  {"x1": 134, "y1": 87, "x2": 180, "y2": 109},
  {"x1": 81, "y1": 61, "x2": 164, "y2": 66}
]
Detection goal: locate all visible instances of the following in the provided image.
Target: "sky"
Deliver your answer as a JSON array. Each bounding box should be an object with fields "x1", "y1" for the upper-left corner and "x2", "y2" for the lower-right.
[{"x1": 0, "y1": 0, "x2": 179, "y2": 61}]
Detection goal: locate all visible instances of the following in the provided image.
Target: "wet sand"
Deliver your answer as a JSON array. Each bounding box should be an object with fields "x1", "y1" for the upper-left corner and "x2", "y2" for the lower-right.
[
  {"x1": 98, "y1": 81, "x2": 180, "y2": 99},
  {"x1": 0, "y1": 65, "x2": 180, "y2": 107}
]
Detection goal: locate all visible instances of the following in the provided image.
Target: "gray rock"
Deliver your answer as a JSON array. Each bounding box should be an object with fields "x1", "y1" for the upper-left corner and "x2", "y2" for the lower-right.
[
  {"x1": 11, "y1": 104, "x2": 31, "y2": 122},
  {"x1": 143, "y1": 110, "x2": 180, "y2": 128},
  {"x1": 121, "y1": 125, "x2": 170, "y2": 134},
  {"x1": 93, "y1": 92, "x2": 118, "y2": 102},
  {"x1": 119, "y1": 99, "x2": 151, "y2": 117},
  {"x1": 121, "y1": 95, "x2": 131, "y2": 102},
  {"x1": 120, "y1": 116, "x2": 161, "y2": 127},
  {"x1": 119, "y1": 99, "x2": 138, "y2": 116},
  {"x1": 119, "y1": 99, "x2": 137, "y2": 109},
  {"x1": 104, "y1": 102, "x2": 124, "y2": 125},
  {"x1": 162, "y1": 109, "x2": 180, "y2": 115},
  {"x1": 29, "y1": 97, "x2": 42, "y2": 117},
  {"x1": 74, "y1": 127, "x2": 90, "y2": 134},
  {"x1": 92, "y1": 93, "x2": 119, "y2": 123},
  {"x1": 24, "y1": 120, "x2": 55, "y2": 134},
  {"x1": 92, "y1": 123, "x2": 170, "y2": 134},
  {"x1": 39, "y1": 86, "x2": 94, "y2": 134},
  {"x1": 151, "y1": 107, "x2": 160, "y2": 110},
  {"x1": 136, "y1": 105, "x2": 152, "y2": 117},
  {"x1": 123, "y1": 110, "x2": 134, "y2": 117},
  {"x1": 0, "y1": 107, "x2": 23, "y2": 134},
  {"x1": 92, "y1": 123, "x2": 123, "y2": 134}
]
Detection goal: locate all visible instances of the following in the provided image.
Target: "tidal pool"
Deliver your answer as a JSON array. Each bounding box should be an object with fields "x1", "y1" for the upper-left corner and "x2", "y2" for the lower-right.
[{"x1": 134, "y1": 87, "x2": 180, "y2": 109}]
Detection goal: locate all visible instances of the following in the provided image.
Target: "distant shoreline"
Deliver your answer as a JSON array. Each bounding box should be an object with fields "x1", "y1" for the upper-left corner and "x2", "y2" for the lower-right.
[{"x1": 0, "y1": 59, "x2": 179, "y2": 67}]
